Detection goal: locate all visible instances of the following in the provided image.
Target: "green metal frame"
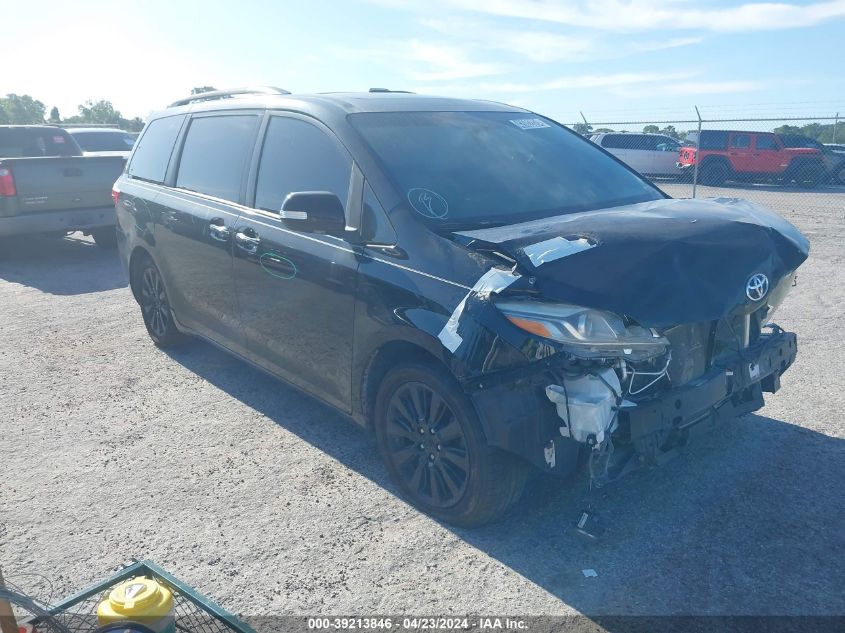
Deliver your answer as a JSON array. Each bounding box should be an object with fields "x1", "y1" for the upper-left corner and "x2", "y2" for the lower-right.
[{"x1": 47, "y1": 560, "x2": 256, "y2": 633}]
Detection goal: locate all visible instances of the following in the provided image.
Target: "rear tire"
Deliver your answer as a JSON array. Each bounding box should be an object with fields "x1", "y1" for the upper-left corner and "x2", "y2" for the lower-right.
[
  {"x1": 134, "y1": 257, "x2": 185, "y2": 348},
  {"x1": 374, "y1": 362, "x2": 526, "y2": 527},
  {"x1": 698, "y1": 159, "x2": 730, "y2": 186},
  {"x1": 787, "y1": 159, "x2": 822, "y2": 189},
  {"x1": 91, "y1": 227, "x2": 117, "y2": 249}
]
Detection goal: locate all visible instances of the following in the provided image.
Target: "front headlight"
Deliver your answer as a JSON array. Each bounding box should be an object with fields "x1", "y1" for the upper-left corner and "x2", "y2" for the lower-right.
[{"x1": 495, "y1": 299, "x2": 669, "y2": 360}]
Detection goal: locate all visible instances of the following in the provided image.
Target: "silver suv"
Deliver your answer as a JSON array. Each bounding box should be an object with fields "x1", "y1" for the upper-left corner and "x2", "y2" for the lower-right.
[{"x1": 591, "y1": 132, "x2": 681, "y2": 177}]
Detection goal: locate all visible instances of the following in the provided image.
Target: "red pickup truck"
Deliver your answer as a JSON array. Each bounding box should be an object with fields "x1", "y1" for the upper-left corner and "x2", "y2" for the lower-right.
[{"x1": 677, "y1": 130, "x2": 825, "y2": 188}]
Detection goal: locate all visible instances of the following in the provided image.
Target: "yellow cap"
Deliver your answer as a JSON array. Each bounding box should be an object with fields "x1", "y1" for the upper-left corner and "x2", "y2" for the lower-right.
[{"x1": 97, "y1": 577, "x2": 174, "y2": 623}]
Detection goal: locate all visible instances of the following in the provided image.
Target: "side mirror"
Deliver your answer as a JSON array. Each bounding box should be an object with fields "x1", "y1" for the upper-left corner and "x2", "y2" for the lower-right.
[{"x1": 280, "y1": 191, "x2": 346, "y2": 236}]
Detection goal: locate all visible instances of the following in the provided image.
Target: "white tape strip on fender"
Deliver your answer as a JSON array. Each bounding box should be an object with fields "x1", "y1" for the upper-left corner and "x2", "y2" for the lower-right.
[
  {"x1": 438, "y1": 268, "x2": 520, "y2": 353},
  {"x1": 521, "y1": 236, "x2": 595, "y2": 267}
]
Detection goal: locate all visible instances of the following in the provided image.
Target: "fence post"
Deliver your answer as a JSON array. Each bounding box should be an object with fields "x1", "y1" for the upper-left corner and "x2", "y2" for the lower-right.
[
  {"x1": 692, "y1": 105, "x2": 702, "y2": 198},
  {"x1": 834, "y1": 112, "x2": 839, "y2": 143}
]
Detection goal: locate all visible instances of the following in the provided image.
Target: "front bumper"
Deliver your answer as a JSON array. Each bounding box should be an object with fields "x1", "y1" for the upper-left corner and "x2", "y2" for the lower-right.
[
  {"x1": 0, "y1": 206, "x2": 115, "y2": 237},
  {"x1": 619, "y1": 329, "x2": 797, "y2": 464},
  {"x1": 469, "y1": 328, "x2": 797, "y2": 473}
]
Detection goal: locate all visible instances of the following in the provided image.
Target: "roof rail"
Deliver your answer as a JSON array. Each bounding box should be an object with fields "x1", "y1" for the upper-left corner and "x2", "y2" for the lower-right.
[
  {"x1": 168, "y1": 86, "x2": 291, "y2": 107},
  {"x1": 368, "y1": 88, "x2": 415, "y2": 94}
]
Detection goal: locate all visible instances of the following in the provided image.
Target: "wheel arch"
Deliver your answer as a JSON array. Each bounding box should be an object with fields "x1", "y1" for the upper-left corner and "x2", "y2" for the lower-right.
[
  {"x1": 358, "y1": 337, "x2": 452, "y2": 428},
  {"x1": 700, "y1": 154, "x2": 731, "y2": 169},
  {"x1": 128, "y1": 245, "x2": 156, "y2": 303}
]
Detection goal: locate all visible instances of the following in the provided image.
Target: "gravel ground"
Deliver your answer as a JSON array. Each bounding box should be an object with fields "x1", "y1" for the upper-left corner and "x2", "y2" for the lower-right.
[{"x1": 1, "y1": 184, "x2": 844, "y2": 626}]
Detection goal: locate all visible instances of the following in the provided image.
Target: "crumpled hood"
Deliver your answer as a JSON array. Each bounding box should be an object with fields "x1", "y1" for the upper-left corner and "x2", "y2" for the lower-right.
[{"x1": 454, "y1": 197, "x2": 809, "y2": 328}]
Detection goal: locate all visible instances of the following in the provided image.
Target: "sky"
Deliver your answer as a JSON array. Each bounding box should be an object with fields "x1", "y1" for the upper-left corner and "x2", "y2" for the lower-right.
[{"x1": 2, "y1": 0, "x2": 844, "y2": 125}]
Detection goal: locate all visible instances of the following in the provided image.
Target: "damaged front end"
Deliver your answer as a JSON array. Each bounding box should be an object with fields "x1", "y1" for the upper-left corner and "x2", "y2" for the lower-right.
[{"x1": 440, "y1": 197, "x2": 809, "y2": 482}]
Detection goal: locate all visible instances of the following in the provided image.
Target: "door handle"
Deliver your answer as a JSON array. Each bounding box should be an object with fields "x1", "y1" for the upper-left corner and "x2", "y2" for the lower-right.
[
  {"x1": 208, "y1": 221, "x2": 231, "y2": 242},
  {"x1": 234, "y1": 229, "x2": 260, "y2": 253}
]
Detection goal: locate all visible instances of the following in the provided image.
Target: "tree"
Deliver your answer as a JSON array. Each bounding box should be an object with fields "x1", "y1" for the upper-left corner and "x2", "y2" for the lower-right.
[
  {"x1": 593, "y1": 127, "x2": 616, "y2": 133},
  {"x1": 61, "y1": 100, "x2": 145, "y2": 132},
  {"x1": 0, "y1": 94, "x2": 46, "y2": 124},
  {"x1": 76, "y1": 99, "x2": 122, "y2": 125},
  {"x1": 659, "y1": 125, "x2": 681, "y2": 140},
  {"x1": 773, "y1": 122, "x2": 840, "y2": 143},
  {"x1": 643, "y1": 125, "x2": 660, "y2": 134},
  {"x1": 571, "y1": 122, "x2": 593, "y2": 136},
  {"x1": 124, "y1": 117, "x2": 145, "y2": 132},
  {"x1": 49, "y1": 106, "x2": 61, "y2": 122}
]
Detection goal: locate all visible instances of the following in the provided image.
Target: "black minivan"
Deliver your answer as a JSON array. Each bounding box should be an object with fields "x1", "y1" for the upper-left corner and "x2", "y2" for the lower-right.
[{"x1": 115, "y1": 88, "x2": 808, "y2": 526}]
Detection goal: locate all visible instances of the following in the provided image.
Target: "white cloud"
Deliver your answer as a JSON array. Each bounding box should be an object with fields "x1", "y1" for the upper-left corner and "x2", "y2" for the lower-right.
[
  {"x1": 632, "y1": 36, "x2": 706, "y2": 52},
  {"x1": 337, "y1": 39, "x2": 508, "y2": 82},
  {"x1": 602, "y1": 79, "x2": 767, "y2": 100},
  {"x1": 442, "y1": 0, "x2": 845, "y2": 33},
  {"x1": 406, "y1": 41, "x2": 508, "y2": 80},
  {"x1": 420, "y1": 18, "x2": 595, "y2": 62},
  {"x1": 419, "y1": 17, "x2": 706, "y2": 64},
  {"x1": 477, "y1": 71, "x2": 697, "y2": 94},
  {"x1": 412, "y1": 70, "x2": 698, "y2": 98}
]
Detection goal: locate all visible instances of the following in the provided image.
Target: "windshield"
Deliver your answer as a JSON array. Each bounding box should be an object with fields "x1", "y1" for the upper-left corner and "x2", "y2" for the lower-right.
[
  {"x1": 71, "y1": 130, "x2": 135, "y2": 151},
  {"x1": 349, "y1": 110, "x2": 663, "y2": 227}
]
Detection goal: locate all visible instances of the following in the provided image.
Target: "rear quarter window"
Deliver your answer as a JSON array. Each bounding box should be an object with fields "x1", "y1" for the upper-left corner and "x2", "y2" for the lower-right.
[{"x1": 128, "y1": 114, "x2": 186, "y2": 183}]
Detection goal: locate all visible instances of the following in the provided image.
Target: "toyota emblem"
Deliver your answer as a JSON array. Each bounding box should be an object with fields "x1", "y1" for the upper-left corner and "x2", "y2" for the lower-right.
[{"x1": 746, "y1": 273, "x2": 769, "y2": 302}]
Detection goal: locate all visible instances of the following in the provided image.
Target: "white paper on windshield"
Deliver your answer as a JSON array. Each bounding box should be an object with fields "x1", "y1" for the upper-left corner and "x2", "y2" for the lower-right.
[{"x1": 509, "y1": 118, "x2": 551, "y2": 130}]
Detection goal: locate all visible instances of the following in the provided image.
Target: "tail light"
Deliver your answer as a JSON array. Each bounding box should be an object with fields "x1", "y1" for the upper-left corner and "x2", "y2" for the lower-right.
[
  {"x1": 112, "y1": 185, "x2": 120, "y2": 206},
  {"x1": 0, "y1": 167, "x2": 16, "y2": 197}
]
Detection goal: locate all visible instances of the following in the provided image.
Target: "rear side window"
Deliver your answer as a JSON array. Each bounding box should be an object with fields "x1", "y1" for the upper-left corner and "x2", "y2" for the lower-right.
[
  {"x1": 698, "y1": 131, "x2": 729, "y2": 150},
  {"x1": 0, "y1": 128, "x2": 77, "y2": 158},
  {"x1": 603, "y1": 135, "x2": 649, "y2": 150},
  {"x1": 638, "y1": 136, "x2": 660, "y2": 151},
  {"x1": 175, "y1": 115, "x2": 259, "y2": 202},
  {"x1": 730, "y1": 134, "x2": 751, "y2": 149},
  {"x1": 655, "y1": 138, "x2": 680, "y2": 152},
  {"x1": 254, "y1": 116, "x2": 351, "y2": 213},
  {"x1": 601, "y1": 135, "x2": 628, "y2": 149},
  {"x1": 756, "y1": 135, "x2": 779, "y2": 150},
  {"x1": 128, "y1": 115, "x2": 185, "y2": 183}
]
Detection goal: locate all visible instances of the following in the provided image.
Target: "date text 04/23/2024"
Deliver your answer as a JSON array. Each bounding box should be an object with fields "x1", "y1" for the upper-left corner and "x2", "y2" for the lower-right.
[{"x1": 307, "y1": 617, "x2": 528, "y2": 630}]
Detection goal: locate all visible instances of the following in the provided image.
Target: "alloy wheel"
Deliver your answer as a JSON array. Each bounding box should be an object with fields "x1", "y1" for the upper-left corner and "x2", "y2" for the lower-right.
[
  {"x1": 384, "y1": 381, "x2": 470, "y2": 508},
  {"x1": 140, "y1": 266, "x2": 170, "y2": 338}
]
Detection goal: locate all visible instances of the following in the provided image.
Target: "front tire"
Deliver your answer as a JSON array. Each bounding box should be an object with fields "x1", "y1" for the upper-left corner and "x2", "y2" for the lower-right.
[
  {"x1": 135, "y1": 258, "x2": 185, "y2": 348},
  {"x1": 375, "y1": 362, "x2": 525, "y2": 527}
]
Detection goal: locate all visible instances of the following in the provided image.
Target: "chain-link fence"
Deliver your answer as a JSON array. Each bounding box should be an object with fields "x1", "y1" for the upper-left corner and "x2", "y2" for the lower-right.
[{"x1": 566, "y1": 109, "x2": 845, "y2": 216}]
